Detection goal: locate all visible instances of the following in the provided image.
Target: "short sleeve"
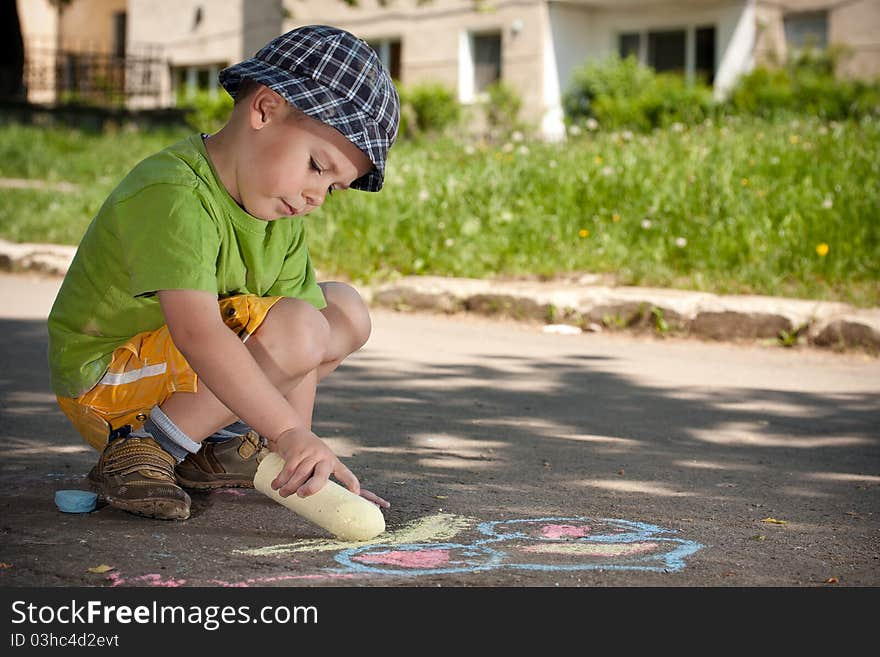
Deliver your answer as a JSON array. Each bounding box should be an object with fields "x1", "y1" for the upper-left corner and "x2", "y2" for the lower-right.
[
  {"x1": 112, "y1": 183, "x2": 221, "y2": 298},
  {"x1": 266, "y1": 221, "x2": 327, "y2": 309}
]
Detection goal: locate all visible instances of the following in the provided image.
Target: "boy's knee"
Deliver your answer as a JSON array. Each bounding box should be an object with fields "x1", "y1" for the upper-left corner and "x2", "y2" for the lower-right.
[
  {"x1": 321, "y1": 281, "x2": 371, "y2": 350},
  {"x1": 249, "y1": 298, "x2": 330, "y2": 374}
]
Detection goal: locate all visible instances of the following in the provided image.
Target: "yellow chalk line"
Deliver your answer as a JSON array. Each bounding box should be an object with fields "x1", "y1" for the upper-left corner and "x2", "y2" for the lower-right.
[{"x1": 234, "y1": 512, "x2": 475, "y2": 557}]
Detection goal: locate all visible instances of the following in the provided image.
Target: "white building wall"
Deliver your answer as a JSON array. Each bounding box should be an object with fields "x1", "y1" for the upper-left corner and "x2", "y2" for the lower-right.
[
  {"x1": 714, "y1": 0, "x2": 755, "y2": 98},
  {"x1": 16, "y1": 0, "x2": 58, "y2": 104},
  {"x1": 547, "y1": 1, "x2": 753, "y2": 104},
  {"x1": 128, "y1": 0, "x2": 246, "y2": 107}
]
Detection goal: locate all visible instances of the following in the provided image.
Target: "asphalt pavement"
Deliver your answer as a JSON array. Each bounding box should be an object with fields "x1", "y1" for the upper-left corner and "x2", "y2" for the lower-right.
[{"x1": 0, "y1": 272, "x2": 878, "y2": 587}]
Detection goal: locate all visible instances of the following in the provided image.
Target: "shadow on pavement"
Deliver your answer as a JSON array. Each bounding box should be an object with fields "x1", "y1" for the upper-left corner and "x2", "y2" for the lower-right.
[{"x1": 1, "y1": 317, "x2": 878, "y2": 586}]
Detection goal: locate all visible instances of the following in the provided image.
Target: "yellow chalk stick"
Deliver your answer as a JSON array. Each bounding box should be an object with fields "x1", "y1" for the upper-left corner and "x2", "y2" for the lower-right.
[{"x1": 253, "y1": 452, "x2": 385, "y2": 541}]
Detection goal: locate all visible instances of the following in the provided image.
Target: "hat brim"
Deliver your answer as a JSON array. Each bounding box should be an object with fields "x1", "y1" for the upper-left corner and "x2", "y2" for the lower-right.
[{"x1": 220, "y1": 58, "x2": 388, "y2": 192}]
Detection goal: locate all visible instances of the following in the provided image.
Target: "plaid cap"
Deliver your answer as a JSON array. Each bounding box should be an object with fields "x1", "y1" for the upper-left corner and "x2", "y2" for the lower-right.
[{"x1": 219, "y1": 25, "x2": 400, "y2": 192}]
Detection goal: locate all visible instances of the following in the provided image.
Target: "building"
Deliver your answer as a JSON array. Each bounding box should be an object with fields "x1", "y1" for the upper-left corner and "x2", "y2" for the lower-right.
[
  {"x1": 16, "y1": 0, "x2": 160, "y2": 106},
  {"x1": 15, "y1": 0, "x2": 880, "y2": 137}
]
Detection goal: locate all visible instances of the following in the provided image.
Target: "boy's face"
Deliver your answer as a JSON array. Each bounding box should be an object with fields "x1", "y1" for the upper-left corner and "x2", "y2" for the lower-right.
[{"x1": 235, "y1": 87, "x2": 373, "y2": 221}]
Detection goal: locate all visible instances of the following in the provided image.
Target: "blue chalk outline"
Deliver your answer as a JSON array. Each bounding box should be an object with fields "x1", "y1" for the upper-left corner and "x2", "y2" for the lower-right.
[{"x1": 334, "y1": 516, "x2": 704, "y2": 576}]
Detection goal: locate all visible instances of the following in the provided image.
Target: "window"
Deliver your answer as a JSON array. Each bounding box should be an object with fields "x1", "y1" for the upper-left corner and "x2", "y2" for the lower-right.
[
  {"x1": 784, "y1": 10, "x2": 828, "y2": 49},
  {"x1": 368, "y1": 38, "x2": 402, "y2": 81},
  {"x1": 112, "y1": 12, "x2": 127, "y2": 59},
  {"x1": 619, "y1": 32, "x2": 640, "y2": 59},
  {"x1": 173, "y1": 63, "x2": 224, "y2": 100},
  {"x1": 648, "y1": 29, "x2": 686, "y2": 74},
  {"x1": 695, "y1": 26, "x2": 715, "y2": 84},
  {"x1": 616, "y1": 26, "x2": 715, "y2": 83},
  {"x1": 472, "y1": 32, "x2": 501, "y2": 94}
]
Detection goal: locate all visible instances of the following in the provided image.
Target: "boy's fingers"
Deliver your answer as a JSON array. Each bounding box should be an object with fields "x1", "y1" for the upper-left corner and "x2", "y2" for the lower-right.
[
  {"x1": 276, "y1": 460, "x2": 316, "y2": 497},
  {"x1": 296, "y1": 461, "x2": 333, "y2": 498},
  {"x1": 360, "y1": 488, "x2": 390, "y2": 508},
  {"x1": 333, "y1": 462, "x2": 360, "y2": 496}
]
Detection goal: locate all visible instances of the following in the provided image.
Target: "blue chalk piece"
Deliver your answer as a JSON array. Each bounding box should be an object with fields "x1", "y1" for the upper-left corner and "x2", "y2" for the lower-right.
[{"x1": 54, "y1": 490, "x2": 98, "y2": 514}]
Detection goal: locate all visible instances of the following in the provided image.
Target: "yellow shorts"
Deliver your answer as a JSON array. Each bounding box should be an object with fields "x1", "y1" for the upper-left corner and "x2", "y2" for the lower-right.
[{"x1": 56, "y1": 294, "x2": 283, "y2": 451}]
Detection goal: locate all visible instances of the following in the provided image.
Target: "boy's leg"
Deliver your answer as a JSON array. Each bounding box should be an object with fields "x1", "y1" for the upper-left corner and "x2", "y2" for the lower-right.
[{"x1": 171, "y1": 282, "x2": 370, "y2": 488}]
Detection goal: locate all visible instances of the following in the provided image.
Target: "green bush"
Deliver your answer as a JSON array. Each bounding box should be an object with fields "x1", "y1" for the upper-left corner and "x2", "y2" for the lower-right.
[
  {"x1": 398, "y1": 82, "x2": 461, "y2": 138},
  {"x1": 729, "y1": 49, "x2": 880, "y2": 120},
  {"x1": 563, "y1": 56, "x2": 714, "y2": 131},
  {"x1": 178, "y1": 89, "x2": 234, "y2": 133},
  {"x1": 482, "y1": 80, "x2": 523, "y2": 137}
]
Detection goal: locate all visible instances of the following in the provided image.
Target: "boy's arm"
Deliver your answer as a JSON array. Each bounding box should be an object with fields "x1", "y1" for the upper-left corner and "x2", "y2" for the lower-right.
[{"x1": 157, "y1": 288, "x2": 360, "y2": 499}]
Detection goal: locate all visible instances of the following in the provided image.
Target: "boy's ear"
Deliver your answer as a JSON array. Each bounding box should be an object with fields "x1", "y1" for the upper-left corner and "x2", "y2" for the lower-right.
[{"x1": 248, "y1": 86, "x2": 285, "y2": 130}]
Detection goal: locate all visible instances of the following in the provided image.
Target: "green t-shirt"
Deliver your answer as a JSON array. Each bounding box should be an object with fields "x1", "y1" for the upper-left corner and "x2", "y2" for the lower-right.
[{"x1": 48, "y1": 133, "x2": 326, "y2": 398}]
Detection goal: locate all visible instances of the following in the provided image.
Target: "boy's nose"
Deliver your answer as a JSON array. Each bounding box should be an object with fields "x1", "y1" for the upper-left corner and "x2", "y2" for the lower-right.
[{"x1": 304, "y1": 187, "x2": 327, "y2": 208}]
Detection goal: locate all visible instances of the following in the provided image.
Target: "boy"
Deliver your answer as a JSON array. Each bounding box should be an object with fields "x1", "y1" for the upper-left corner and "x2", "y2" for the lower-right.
[{"x1": 47, "y1": 25, "x2": 400, "y2": 520}]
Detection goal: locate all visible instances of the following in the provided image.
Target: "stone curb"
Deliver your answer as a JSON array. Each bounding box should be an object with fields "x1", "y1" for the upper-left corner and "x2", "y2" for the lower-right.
[
  {"x1": 3, "y1": 240, "x2": 877, "y2": 353},
  {"x1": 0, "y1": 239, "x2": 76, "y2": 277},
  {"x1": 369, "y1": 276, "x2": 880, "y2": 354}
]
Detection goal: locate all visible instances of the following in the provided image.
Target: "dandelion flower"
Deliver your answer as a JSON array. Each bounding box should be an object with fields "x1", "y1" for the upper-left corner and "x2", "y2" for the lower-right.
[
  {"x1": 418, "y1": 189, "x2": 430, "y2": 202},
  {"x1": 518, "y1": 145, "x2": 530, "y2": 155},
  {"x1": 549, "y1": 160, "x2": 557, "y2": 168},
  {"x1": 671, "y1": 122, "x2": 685, "y2": 133},
  {"x1": 741, "y1": 178, "x2": 749, "y2": 186},
  {"x1": 578, "y1": 229, "x2": 590, "y2": 238},
  {"x1": 502, "y1": 142, "x2": 514, "y2": 153},
  {"x1": 822, "y1": 198, "x2": 833, "y2": 209},
  {"x1": 675, "y1": 237, "x2": 687, "y2": 248},
  {"x1": 585, "y1": 117, "x2": 599, "y2": 131},
  {"x1": 641, "y1": 219, "x2": 652, "y2": 229},
  {"x1": 444, "y1": 238, "x2": 455, "y2": 247},
  {"x1": 594, "y1": 155, "x2": 603, "y2": 165},
  {"x1": 464, "y1": 144, "x2": 476, "y2": 155},
  {"x1": 602, "y1": 166, "x2": 614, "y2": 176},
  {"x1": 816, "y1": 243, "x2": 830, "y2": 257},
  {"x1": 789, "y1": 134, "x2": 800, "y2": 145},
  {"x1": 511, "y1": 130, "x2": 524, "y2": 142},
  {"x1": 612, "y1": 214, "x2": 620, "y2": 222},
  {"x1": 568, "y1": 124, "x2": 582, "y2": 136},
  {"x1": 621, "y1": 130, "x2": 634, "y2": 141}
]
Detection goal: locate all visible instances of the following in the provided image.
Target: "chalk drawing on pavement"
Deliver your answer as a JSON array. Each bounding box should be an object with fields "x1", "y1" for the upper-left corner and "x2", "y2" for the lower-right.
[
  {"x1": 237, "y1": 512, "x2": 703, "y2": 577},
  {"x1": 335, "y1": 516, "x2": 704, "y2": 576},
  {"x1": 105, "y1": 513, "x2": 702, "y2": 586}
]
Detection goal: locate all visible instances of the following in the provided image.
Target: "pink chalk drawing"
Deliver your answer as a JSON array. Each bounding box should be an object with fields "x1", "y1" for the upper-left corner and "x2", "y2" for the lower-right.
[
  {"x1": 214, "y1": 489, "x2": 246, "y2": 497},
  {"x1": 107, "y1": 572, "x2": 186, "y2": 587},
  {"x1": 540, "y1": 524, "x2": 592, "y2": 539},
  {"x1": 335, "y1": 516, "x2": 703, "y2": 575},
  {"x1": 353, "y1": 548, "x2": 451, "y2": 569}
]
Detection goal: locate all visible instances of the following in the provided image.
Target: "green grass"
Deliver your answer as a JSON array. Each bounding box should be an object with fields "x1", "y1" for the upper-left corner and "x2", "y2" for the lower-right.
[{"x1": 0, "y1": 116, "x2": 877, "y2": 306}]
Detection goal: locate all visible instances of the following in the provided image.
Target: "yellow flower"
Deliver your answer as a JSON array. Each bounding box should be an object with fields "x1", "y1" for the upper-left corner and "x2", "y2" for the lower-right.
[
  {"x1": 816, "y1": 242, "x2": 829, "y2": 257},
  {"x1": 612, "y1": 214, "x2": 620, "y2": 222},
  {"x1": 741, "y1": 178, "x2": 749, "y2": 186},
  {"x1": 789, "y1": 134, "x2": 800, "y2": 144},
  {"x1": 578, "y1": 229, "x2": 589, "y2": 238},
  {"x1": 594, "y1": 155, "x2": 603, "y2": 165}
]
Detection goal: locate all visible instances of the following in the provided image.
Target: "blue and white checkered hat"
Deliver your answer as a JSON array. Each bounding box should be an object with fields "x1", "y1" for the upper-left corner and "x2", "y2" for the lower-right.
[{"x1": 219, "y1": 25, "x2": 400, "y2": 192}]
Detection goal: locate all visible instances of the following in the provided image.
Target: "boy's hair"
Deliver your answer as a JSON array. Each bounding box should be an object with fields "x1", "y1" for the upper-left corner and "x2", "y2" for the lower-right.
[
  {"x1": 219, "y1": 25, "x2": 400, "y2": 192},
  {"x1": 233, "y1": 78, "x2": 261, "y2": 105}
]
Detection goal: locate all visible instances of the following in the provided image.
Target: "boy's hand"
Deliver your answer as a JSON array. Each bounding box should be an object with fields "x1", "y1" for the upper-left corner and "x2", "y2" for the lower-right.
[{"x1": 271, "y1": 427, "x2": 390, "y2": 508}]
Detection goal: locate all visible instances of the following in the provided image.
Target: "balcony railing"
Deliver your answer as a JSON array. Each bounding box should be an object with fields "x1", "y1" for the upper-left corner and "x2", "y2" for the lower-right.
[{"x1": 22, "y1": 38, "x2": 165, "y2": 107}]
